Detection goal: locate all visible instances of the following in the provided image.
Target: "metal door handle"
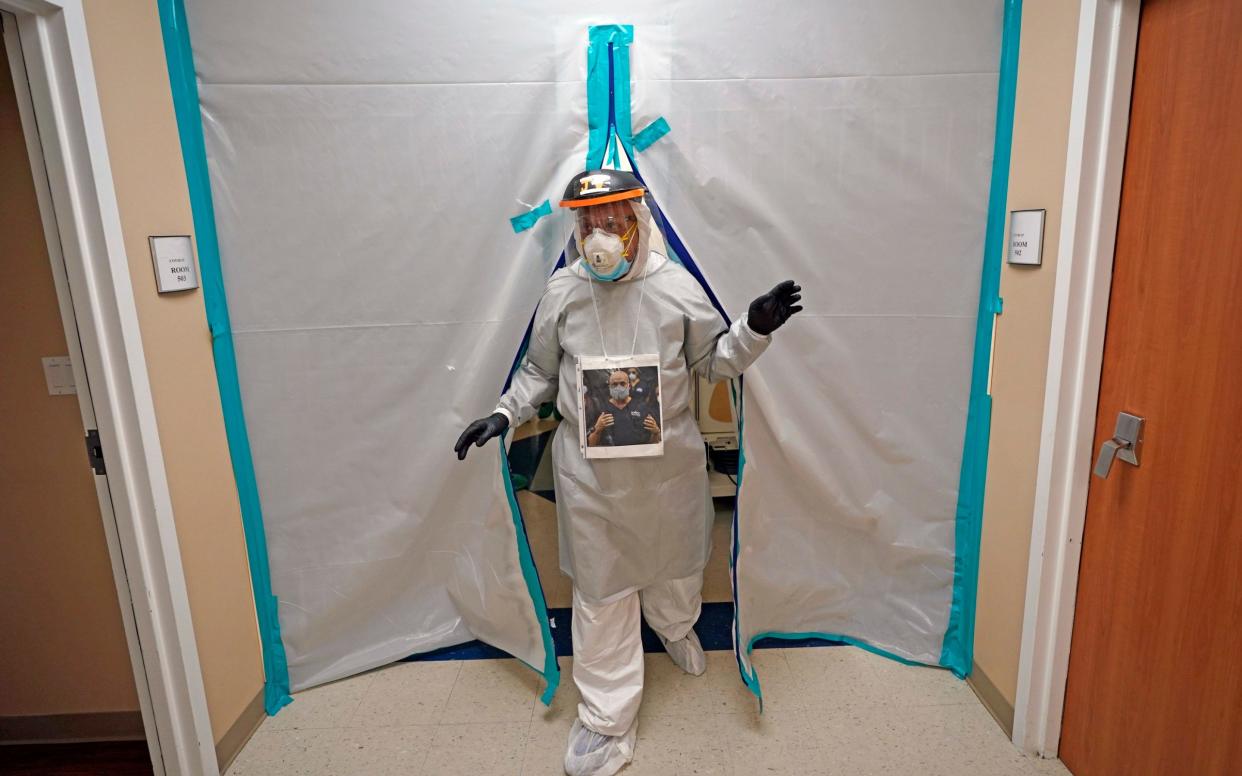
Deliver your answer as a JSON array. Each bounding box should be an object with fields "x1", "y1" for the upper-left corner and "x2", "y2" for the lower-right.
[
  {"x1": 1093, "y1": 412, "x2": 1144, "y2": 479},
  {"x1": 1093, "y1": 437, "x2": 1129, "y2": 478}
]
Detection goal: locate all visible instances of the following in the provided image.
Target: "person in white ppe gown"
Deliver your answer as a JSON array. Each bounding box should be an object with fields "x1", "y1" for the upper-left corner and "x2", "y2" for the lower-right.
[{"x1": 455, "y1": 168, "x2": 802, "y2": 776}]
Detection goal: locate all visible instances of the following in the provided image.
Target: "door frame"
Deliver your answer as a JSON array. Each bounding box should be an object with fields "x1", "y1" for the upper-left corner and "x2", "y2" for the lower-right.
[
  {"x1": 0, "y1": 2, "x2": 217, "y2": 774},
  {"x1": 1011, "y1": 0, "x2": 1141, "y2": 758},
  {"x1": 1, "y1": 7, "x2": 163, "y2": 759}
]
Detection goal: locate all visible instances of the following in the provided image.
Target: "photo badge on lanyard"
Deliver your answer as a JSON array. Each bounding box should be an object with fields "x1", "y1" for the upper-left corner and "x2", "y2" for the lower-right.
[{"x1": 576, "y1": 354, "x2": 664, "y2": 459}]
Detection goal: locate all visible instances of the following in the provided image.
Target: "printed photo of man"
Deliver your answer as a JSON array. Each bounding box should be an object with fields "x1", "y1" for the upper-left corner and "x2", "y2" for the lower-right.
[{"x1": 587, "y1": 369, "x2": 661, "y2": 447}]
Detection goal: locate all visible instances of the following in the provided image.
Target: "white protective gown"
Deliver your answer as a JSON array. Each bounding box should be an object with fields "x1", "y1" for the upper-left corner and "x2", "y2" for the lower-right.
[{"x1": 497, "y1": 228, "x2": 770, "y2": 604}]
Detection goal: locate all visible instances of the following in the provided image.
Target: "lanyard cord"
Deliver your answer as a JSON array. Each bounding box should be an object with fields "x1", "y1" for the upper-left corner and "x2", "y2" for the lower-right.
[{"x1": 587, "y1": 258, "x2": 649, "y2": 360}]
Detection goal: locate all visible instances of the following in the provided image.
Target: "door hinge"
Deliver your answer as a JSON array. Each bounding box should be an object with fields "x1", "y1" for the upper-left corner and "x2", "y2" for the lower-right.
[{"x1": 85, "y1": 429, "x2": 106, "y2": 475}]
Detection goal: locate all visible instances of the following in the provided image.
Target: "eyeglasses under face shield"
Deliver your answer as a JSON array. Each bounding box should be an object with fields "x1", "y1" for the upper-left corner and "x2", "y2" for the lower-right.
[{"x1": 576, "y1": 200, "x2": 639, "y2": 253}]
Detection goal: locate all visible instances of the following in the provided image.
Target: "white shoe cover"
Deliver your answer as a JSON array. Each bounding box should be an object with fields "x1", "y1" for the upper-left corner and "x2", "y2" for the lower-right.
[
  {"x1": 564, "y1": 718, "x2": 636, "y2": 776},
  {"x1": 662, "y1": 630, "x2": 707, "y2": 676}
]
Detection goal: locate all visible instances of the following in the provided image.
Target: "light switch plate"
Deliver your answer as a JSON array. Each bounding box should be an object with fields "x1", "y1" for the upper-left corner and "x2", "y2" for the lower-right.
[{"x1": 42, "y1": 356, "x2": 76, "y2": 395}]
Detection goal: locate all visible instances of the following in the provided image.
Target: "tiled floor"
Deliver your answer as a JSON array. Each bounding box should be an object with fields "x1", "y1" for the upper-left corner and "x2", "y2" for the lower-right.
[{"x1": 228, "y1": 647, "x2": 1070, "y2": 776}]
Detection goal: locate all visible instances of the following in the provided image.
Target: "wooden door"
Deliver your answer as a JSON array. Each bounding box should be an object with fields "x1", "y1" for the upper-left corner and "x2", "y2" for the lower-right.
[
  {"x1": 0, "y1": 22, "x2": 140, "y2": 721},
  {"x1": 1059, "y1": 1, "x2": 1242, "y2": 774}
]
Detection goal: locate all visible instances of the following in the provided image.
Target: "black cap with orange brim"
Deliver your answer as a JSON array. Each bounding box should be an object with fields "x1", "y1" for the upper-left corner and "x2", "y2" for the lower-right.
[{"x1": 559, "y1": 169, "x2": 646, "y2": 209}]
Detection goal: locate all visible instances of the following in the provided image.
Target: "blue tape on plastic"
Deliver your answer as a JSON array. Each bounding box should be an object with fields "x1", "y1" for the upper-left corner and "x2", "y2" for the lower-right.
[
  {"x1": 729, "y1": 380, "x2": 755, "y2": 698},
  {"x1": 495, "y1": 248, "x2": 568, "y2": 705},
  {"x1": 499, "y1": 434, "x2": 561, "y2": 705},
  {"x1": 586, "y1": 25, "x2": 633, "y2": 170},
  {"x1": 939, "y1": 0, "x2": 1024, "y2": 679},
  {"x1": 509, "y1": 200, "x2": 552, "y2": 233},
  {"x1": 157, "y1": 0, "x2": 292, "y2": 714},
  {"x1": 610, "y1": 35, "x2": 635, "y2": 162},
  {"x1": 632, "y1": 117, "x2": 670, "y2": 152}
]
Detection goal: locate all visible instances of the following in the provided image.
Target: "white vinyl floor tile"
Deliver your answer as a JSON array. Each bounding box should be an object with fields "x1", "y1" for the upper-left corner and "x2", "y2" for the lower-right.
[{"x1": 229, "y1": 648, "x2": 1070, "y2": 776}]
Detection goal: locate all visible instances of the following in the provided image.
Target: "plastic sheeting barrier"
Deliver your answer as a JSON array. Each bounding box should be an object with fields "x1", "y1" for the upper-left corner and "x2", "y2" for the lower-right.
[{"x1": 171, "y1": 0, "x2": 1013, "y2": 700}]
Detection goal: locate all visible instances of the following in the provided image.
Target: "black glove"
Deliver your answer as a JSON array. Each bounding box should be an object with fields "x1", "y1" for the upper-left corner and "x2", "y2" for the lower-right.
[
  {"x1": 454, "y1": 412, "x2": 510, "y2": 460},
  {"x1": 747, "y1": 280, "x2": 803, "y2": 335}
]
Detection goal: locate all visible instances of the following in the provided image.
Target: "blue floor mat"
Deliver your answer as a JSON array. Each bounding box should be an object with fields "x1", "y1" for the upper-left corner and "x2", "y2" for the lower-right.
[{"x1": 401, "y1": 601, "x2": 842, "y2": 663}]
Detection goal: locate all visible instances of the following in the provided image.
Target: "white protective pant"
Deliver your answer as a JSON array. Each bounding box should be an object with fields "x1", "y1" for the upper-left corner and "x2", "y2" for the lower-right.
[{"x1": 572, "y1": 573, "x2": 703, "y2": 736}]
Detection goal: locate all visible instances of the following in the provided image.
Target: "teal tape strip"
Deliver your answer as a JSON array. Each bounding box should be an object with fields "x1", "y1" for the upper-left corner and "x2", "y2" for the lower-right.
[
  {"x1": 729, "y1": 381, "x2": 764, "y2": 703},
  {"x1": 499, "y1": 435, "x2": 560, "y2": 705},
  {"x1": 157, "y1": 0, "x2": 292, "y2": 714},
  {"x1": 939, "y1": 0, "x2": 1023, "y2": 679},
  {"x1": 586, "y1": 25, "x2": 634, "y2": 169},
  {"x1": 610, "y1": 28, "x2": 635, "y2": 161},
  {"x1": 585, "y1": 29, "x2": 612, "y2": 169},
  {"x1": 632, "y1": 117, "x2": 670, "y2": 152},
  {"x1": 509, "y1": 200, "x2": 552, "y2": 233}
]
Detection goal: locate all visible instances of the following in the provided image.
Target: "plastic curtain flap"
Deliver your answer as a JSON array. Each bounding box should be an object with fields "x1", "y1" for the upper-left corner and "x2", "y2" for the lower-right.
[{"x1": 176, "y1": 0, "x2": 1009, "y2": 698}]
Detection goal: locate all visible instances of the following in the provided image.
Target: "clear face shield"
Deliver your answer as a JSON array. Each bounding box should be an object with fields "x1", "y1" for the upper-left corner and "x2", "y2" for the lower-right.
[{"x1": 572, "y1": 199, "x2": 653, "y2": 281}]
